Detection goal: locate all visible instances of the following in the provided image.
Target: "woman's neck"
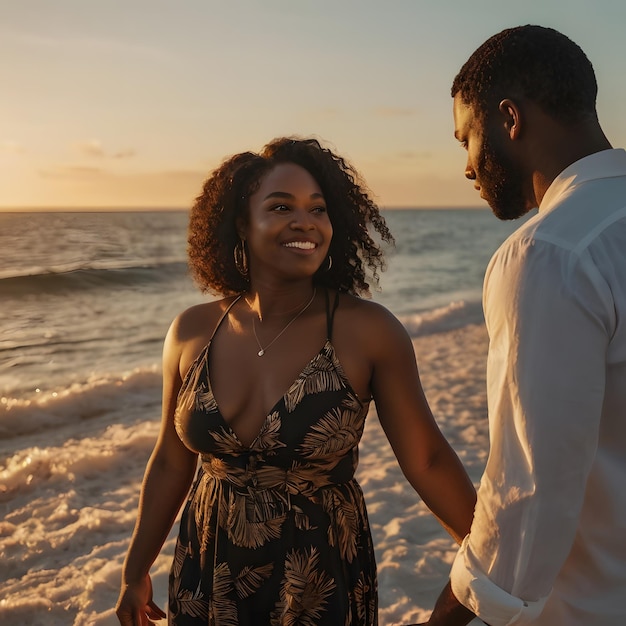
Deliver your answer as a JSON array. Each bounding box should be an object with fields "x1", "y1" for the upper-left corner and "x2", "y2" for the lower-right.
[{"x1": 244, "y1": 283, "x2": 317, "y2": 321}]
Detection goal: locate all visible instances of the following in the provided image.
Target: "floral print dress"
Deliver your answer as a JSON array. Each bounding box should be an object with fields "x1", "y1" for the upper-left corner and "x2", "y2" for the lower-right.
[{"x1": 169, "y1": 292, "x2": 378, "y2": 625}]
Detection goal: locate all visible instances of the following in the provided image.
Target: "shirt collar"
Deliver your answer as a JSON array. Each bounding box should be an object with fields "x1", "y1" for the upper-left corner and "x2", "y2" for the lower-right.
[{"x1": 539, "y1": 148, "x2": 626, "y2": 213}]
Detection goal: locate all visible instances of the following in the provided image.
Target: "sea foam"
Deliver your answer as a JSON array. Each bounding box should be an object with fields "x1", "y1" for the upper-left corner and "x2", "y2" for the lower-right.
[{"x1": 399, "y1": 300, "x2": 483, "y2": 337}]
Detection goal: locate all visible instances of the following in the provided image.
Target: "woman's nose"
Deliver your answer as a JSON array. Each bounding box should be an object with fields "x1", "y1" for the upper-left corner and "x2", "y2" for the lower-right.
[{"x1": 290, "y1": 209, "x2": 314, "y2": 229}]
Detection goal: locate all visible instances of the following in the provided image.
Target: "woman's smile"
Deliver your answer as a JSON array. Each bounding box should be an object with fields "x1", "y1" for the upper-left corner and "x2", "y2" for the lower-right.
[{"x1": 282, "y1": 239, "x2": 318, "y2": 252}]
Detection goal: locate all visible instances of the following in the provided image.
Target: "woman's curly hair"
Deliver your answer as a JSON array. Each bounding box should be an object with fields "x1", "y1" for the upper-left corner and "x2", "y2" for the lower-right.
[{"x1": 188, "y1": 137, "x2": 394, "y2": 297}]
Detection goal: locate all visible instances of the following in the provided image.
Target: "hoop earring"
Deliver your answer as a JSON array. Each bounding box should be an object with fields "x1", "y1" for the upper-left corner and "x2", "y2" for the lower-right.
[
  {"x1": 234, "y1": 239, "x2": 249, "y2": 277},
  {"x1": 325, "y1": 255, "x2": 333, "y2": 271}
]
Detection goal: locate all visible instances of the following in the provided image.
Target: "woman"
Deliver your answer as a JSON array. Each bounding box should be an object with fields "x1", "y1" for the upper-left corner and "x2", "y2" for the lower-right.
[{"x1": 116, "y1": 137, "x2": 476, "y2": 626}]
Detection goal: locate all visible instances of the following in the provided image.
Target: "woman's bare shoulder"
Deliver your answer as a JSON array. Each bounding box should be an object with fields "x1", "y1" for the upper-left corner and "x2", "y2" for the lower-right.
[
  {"x1": 338, "y1": 293, "x2": 403, "y2": 324},
  {"x1": 164, "y1": 297, "x2": 240, "y2": 378},
  {"x1": 335, "y1": 293, "x2": 410, "y2": 344},
  {"x1": 168, "y1": 297, "x2": 239, "y2": 344}
]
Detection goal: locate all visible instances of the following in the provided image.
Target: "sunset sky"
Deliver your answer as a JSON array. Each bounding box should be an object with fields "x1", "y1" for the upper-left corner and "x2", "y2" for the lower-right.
[{"x1": 2, "y1": 0, "x2": 625, "y2": 210}]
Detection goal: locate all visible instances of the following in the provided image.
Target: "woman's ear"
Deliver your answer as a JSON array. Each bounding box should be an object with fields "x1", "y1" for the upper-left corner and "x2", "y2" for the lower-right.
[
  {"x1": 235, "y1": 217, "x2": 246, "y2": 240},
  {"x1": 499, "y1": 98, "x2": 522, "y2": 140}
]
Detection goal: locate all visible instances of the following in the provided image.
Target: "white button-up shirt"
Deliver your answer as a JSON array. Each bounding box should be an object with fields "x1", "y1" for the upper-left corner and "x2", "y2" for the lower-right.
[{"x1": 450, "y1": 148, "x2": 626, "y2": 625}]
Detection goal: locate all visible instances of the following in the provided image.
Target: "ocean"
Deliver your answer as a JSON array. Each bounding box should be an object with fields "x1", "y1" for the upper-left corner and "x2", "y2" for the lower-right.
[
  {"x1": 0, "y1": 208, "x2": 521, "y2": 401},
  {"x1": 0, "y1": 208, "x2": 525, "y2": 624}
]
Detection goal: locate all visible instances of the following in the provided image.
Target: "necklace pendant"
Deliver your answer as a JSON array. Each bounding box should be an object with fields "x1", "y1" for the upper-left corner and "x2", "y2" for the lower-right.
[{"x1": 248, "y1": 287, "x2": 316, "y2": 360}]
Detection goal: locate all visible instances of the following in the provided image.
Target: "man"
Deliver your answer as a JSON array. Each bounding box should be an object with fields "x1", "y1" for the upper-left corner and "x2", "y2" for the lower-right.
[{"x1": 414, "y1": 25, "x2": 626, "y2": 626}]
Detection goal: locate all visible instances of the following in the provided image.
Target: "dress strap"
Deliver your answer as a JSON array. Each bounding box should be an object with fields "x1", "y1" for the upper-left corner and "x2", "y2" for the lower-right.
[
  {"x1": 209, "y1": 295, "x2": 242, "y2": 342},
  {"x1": 325, "y1": 289, "x2": 340, "y2": 341}
]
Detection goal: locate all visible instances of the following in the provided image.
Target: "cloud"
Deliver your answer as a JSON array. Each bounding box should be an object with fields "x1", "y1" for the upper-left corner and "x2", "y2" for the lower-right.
[
  {"x1": 2, "y1": 141, "x2": 25, "y2": 154},
  {"x1": 39, "y1": 165, "x2": 104, "y2": 179},
  {"x1": 74, "y1": 140, "x2": 136, "y2": 159},
  {"x1": 76, "y1": 140, "x2": 105, "y2": 158},
  {"x1": 112, "y1": 149, "x2": 136, "y2": 159}
]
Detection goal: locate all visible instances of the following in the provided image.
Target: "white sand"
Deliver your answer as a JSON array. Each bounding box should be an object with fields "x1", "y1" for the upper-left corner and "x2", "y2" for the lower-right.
[{"x1": 0, "y1": 324, "x2": 489, "y2": 625}]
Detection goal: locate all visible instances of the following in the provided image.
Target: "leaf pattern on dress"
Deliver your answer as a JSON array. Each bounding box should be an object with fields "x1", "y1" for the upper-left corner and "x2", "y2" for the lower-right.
[
  {"x1": 285, "y1": 461, "x2": 333, "y2": 497},
  {"x1": 192, "y1": 471, "x2": 219, "y2": 555},
  {"x1": 208, "y1": 563, "x2": 238, "y2": 626},
  {"x1": 177, "y1": 580, "x2": 210, "y2": 620},
  {"x1": 353, "y1": 574, "x2": 370, "y2": 624},
  {"x1": 225, "y1": 490, "x2": 285, "y2": 548},
  {"x1": 251, "y1": 411, "x2": 286, "y2": 453},
  {"x1": 299, "y1": 406, "x2": 365, "y2": 459},
  {"x1": 171, "y1": 540, "x2": 189, "y2": 579},
  {"x1": 272, "y1": 547, "x2": 336, "y2": 626},
  {"x1": 367, "y1": 575, "x2": 377, "y2": 621},
  {"x1": 176, "y1": 348, "x2": 209, "y2": 413},
  {"x1": 292, "y1": 504, "x2": 316, "y2": 532},
  {"x1": 323, "y1": 488, "x2": 359, "y2": 563},
  {"x1": 209, "y1": 426, "x2": 247, "y2": 455},
  {"x1": 247, "y1": 485, "x2": 290, "y2": 522},
  {"x1": 342, "y1": 389, "x2": 366, "y2": 413},
  {"x1": 255, "y1": 464, "x2": 290, "y2": 490},
  {"x1": 234, "y1": 563, "x2": 274, "y2": 599},
  {"x1": 195, "y1": 381, "x2": 218, "y2": 413},
  {"x1": 205, "y1": 456, "x2": 247, "y2": 487},
  {"x1": 284, "y1": 344, "x2": 345, "y2": 413}
]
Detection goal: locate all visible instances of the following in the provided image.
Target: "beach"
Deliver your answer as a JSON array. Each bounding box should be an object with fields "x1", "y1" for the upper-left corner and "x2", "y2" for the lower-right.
[{"x1": 0, "y1": 208, "x2": 520, "y2": 624}]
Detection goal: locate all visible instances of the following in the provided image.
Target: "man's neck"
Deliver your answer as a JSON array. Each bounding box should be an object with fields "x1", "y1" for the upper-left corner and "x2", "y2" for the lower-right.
[{"x1": 530, "y1": 119, "x2": 612, "y2": 207}]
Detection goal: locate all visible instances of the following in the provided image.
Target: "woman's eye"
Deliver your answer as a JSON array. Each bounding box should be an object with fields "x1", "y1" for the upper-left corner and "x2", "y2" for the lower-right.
[
  {"x1": 312, "y1": 205, "x2": 327, "y2": 213},
  {"x1": 271, "y1": 204, "x2": 290, "y2": 212}
]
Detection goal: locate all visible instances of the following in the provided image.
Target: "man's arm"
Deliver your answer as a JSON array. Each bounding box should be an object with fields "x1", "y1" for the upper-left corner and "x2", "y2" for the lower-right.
[
  {"x1": 426, "y1": 581, "x2": 478, "y2": 625},
  {"x1": 403, "y1": 581, "x2": 478, "y2": 626}
]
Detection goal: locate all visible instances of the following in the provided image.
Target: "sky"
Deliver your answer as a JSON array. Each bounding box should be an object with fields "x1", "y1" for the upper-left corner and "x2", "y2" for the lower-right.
[{"x1": 1, "y1": 0, "x2": 625, "y2": 210}]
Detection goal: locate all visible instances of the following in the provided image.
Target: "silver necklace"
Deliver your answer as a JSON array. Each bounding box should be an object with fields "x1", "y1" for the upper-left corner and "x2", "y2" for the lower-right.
[{"x1": 250, "y1": 288, "x2": 316, "y2": 357}]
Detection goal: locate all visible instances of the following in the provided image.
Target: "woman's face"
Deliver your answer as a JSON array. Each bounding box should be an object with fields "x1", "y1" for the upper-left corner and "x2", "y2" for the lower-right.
[{"x1": 241, "y1": 162, "x2": 333, "y2": 282}]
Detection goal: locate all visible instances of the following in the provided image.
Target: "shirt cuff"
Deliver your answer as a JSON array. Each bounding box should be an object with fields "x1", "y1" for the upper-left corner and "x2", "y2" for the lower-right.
[{"x1": 450, "y1": 535, "x2": 549, "y2": 626}]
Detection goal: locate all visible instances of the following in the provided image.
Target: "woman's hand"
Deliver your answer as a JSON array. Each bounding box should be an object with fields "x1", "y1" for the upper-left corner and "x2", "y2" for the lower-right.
[{"x1": 115, "y1": 574, "x2": 166, "y2": 626}]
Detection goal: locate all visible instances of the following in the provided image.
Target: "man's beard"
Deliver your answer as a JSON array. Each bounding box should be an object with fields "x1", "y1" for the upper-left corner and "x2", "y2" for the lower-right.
[{"x1": 478, "y1": 134, "x2": 531, "y2": 221}]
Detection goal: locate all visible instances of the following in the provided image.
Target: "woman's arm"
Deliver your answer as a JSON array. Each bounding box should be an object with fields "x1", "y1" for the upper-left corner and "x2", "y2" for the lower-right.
[
  {"x1": 370, "y1": 309, "x2": 476, "y2": 544},
  {"x1": 116, "y1": 318, "x2": 199, "y2": 625}
]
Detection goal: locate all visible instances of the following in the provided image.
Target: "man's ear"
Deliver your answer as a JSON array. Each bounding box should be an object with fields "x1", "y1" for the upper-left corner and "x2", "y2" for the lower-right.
[{"x1": 499, "y1": 98, "x2": 522, "y2": 140}]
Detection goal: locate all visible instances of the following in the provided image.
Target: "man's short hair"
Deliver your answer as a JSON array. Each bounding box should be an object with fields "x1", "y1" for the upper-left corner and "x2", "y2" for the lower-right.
[{"x1": 451, "y1": 25, "x2": 598, "y2": 124}]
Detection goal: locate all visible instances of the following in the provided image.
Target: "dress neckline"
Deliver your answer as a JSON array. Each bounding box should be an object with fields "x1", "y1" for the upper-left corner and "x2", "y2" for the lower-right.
[
  {"x1": 181, "y1": 338, "x2": 367, "y2": 450},
  {"x1": 177, "y1": 290, "x2": 368, "y2": 449}
]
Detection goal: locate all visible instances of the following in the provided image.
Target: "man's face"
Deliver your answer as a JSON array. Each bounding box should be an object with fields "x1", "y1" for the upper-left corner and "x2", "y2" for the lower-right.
[{"x1": 453, "y1": 94, "x2": 532, "y2": 220}]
